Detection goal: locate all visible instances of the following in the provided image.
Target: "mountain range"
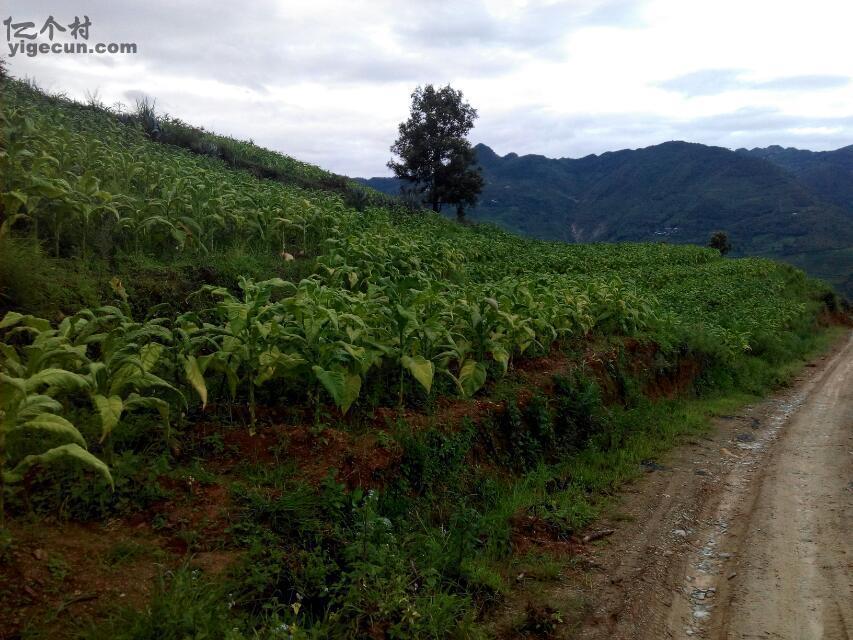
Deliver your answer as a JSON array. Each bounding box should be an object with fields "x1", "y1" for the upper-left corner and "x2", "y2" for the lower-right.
[{"x1": 358, "y1": 142, "x2": 853, "y2": 297}]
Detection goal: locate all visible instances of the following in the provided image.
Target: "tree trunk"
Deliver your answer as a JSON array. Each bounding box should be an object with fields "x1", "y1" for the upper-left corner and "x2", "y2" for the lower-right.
[{"x1": 456, "y1": 205, "x2": 465, "y2": 223}]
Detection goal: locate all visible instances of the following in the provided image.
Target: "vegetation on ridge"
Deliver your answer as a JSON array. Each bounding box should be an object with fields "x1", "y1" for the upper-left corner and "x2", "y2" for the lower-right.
[
  {"x1": 0, "y1": 77, "x2": 844, "y2": 639},
  {"x1": 361, "y1": 141, "x2": 853, "y2": 297}
]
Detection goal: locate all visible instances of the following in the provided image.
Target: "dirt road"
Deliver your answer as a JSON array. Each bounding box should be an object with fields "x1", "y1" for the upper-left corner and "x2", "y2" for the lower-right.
[
  {"x1": 558, "y1": 331, "x2": 852, "y2": 640},
  {"x1": 712, "y1": 331, "x2": 853, "y2": 640}
]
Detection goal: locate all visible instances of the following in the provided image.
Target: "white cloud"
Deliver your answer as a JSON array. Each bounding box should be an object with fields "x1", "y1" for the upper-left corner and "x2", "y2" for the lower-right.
[{"x1": 4, "y1": 0, "x2": 852, "y2": 177}]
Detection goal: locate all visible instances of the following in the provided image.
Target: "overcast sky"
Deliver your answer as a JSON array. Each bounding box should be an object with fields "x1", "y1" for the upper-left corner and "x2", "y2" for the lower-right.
[{"x1": 6, "y1": 0, "x2": 853, "y2": 176}]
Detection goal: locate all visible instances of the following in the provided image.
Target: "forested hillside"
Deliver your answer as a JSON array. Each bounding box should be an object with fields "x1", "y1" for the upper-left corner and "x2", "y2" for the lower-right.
[
  {"x1": 737, "y1": 144, "x2": 853, "y2": 210},
  {"x1": 360, "y1": 142, "x2": 853, "y2": 297}
]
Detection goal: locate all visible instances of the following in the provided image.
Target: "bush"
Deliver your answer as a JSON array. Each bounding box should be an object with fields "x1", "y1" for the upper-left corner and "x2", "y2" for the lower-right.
[
  {"x1": 552, "y1": 373, "x2": 602, "y2": 451},
  {"x1": 0, "y1": 237, "x2": 101, "y2": 318}
]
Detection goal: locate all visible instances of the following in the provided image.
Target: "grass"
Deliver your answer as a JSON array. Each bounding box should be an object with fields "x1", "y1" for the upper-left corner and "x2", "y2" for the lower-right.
[
  {"x1": 103, "y1": 541, "x2": 156, "y2": 568},
  {"x1": 79, "y1": 568, "x2": 235, "y2": 640},
  {"x1": 0, "y1": 237, "x2": 104, "y2": 319}
]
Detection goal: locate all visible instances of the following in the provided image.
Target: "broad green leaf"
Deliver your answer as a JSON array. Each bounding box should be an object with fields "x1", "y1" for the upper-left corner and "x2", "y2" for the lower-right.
[
  {"x1": 3, "y1": 190, "x2": 28, "y2": 210},
  {"x1": 17, "y1": 413, "x2": 86, "y2": 447},
  {"x1": 17, "y1": 394, "x2": 63, "y2": 418},
  {"x1": 491, "y1": 345, "x2": 510, "y2": 373},
  {"x1": 258, "y1": 277, "x2": 291, "y2": 290},
  {"x1": 5, "y1": 443, "x2": 112, "y2": 488},
  {"x1": 93, "y1": 394, "x2": 124, "y2": 440},
  {"x1": 341, "y1": 372, "x2": 361, "y2": 415},
  {"x1": 227, "y1": 306, "x2": 249, "y2": 336},
  {"x1": 312, "y1": 366, "x2": 362, "y2": 414},
  {"x1": 0, "y1": 312, "x2": 50, "y2": 332},
  {"x1": 29, "y1": 177, "x2": 67, "y2": 198},
  {"x1": 401, "y1": 354, "x2": 434, "y2": 394},
  {"x1": 313, "y1": 365, "x2": 345, "y2": 408},
  {"x1": 139, "y1": 342, "x2": 165, "y2": 372},
  {"x1": 255, "y1": 349, "x2": 306, "y2": 386},
  {"x1": 0, "y1": 343, "x2": 21, "y2": 369},
  {"x1": 395, "y1": 304, "x2": 418, "y2": 326},
  {"x1": 87, "y1": 361, "x2": 108, "y2": 392},
  {"x1": 0, "y1": 372, "x2": 26, "y2": 395},
  {"x1": 458, "y1": 360, "x2": 487, "y2": 398},
  {"x1": 106, "y1": 361, "x2": 145, "y2": 396},
  {"x1": 0, "y1": 311, "x2": 24, "y2": 329},
  {"x1": 124, "y1": 394, "x2": 171, "y2": 429},
  {"x1": 183, "y1": 355, "x2": 208, "y2": 407},
  {"x1": 25, "y1": 368, "x2": 89, "y2": 393}
]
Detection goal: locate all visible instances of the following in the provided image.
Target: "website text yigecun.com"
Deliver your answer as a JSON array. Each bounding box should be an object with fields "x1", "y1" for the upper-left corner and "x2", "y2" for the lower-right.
[
  {"x1": 8, "y1": 40, "x2": 137, "y2": 57},
  {"x1": 4, "y1": 15, "x2": 138, "y2": 58}
]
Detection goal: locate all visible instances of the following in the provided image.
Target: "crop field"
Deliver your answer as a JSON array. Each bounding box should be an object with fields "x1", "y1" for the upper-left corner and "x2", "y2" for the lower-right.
[{"x1": 0, "y1": 79, "x2": 841, "y2": 639}]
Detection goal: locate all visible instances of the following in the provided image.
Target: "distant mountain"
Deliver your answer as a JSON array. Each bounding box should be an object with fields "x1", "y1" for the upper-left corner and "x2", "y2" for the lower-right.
[
  {"x1": 737, "y1": 144, "x2": 853, "y2": 211},
  {"x1": 359, "y1": 141, "x2": 853, "y2": 297}
]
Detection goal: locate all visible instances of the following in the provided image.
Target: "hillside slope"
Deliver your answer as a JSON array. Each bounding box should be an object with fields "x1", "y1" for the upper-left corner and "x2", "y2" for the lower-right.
[
  {"x1": 738, "y1": 144, "x2": 853, "y2": 210},
  {"x1": 0, "y1": 79, "x2": 845, "y2": 639},
  {"x1": 360, "y1": 142, "x2": 853, "y2": 296}
]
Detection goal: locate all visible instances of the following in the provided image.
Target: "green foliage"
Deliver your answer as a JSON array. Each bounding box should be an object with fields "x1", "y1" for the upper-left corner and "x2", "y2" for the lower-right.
[
  {"x1": 81, "y1": 567, "x2": 239, "y2": 640},
  {"x1": 0, "y1": 236, "x2": 102, "y2": 318},
  {"x1": 0, "y1": 311, "x2": 114, "y2": 525},
  {"x1": 364, "y1": 141, "x2": 853, "y2": 297},
  {"x1": 709, "y1": 230, "x2": 732, "y2": 255},
  {"x1": 23, "y1": 450, "x2": 170, "y2": 521},
  {"x1": 388, "y1": 84, "x2": 484, "y2": 216},
  {"x1": 552, "y1": 373, "x2": 603, "y2": 452},
  {"x1": 0, "y1": 77, "x2": 842, "y2": 639},
  {"x1": 739, "y1": 144, "x2": 853, "y2": 214},
  {"x1": 103, "y1": 540, "x2": 152, "y2": 566}
]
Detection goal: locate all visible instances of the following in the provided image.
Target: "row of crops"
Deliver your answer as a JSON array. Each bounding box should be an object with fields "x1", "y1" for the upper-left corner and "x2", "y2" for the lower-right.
[
  {"x1": 0, "y1": 79, "x2": 826, "y2": 520},
  {"x1": 0, "y1": 255, "x2": 659, "y2": 507}
]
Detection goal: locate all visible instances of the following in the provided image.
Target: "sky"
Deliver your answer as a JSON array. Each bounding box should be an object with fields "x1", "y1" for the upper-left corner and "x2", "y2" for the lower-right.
[{"x1": 5, "y1": 0, "x2": 853, "y2": 177}]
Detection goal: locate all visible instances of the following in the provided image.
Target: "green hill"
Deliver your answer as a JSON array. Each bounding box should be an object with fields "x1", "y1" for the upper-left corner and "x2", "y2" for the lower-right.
[
  {"x1": 737, "y1": 144, "x2": 853, "y2": 211},
  {"x1": 360, "y1": 141, "x2": 853, "y2": 297},
  {"x1": 0, "y1": 78, "x2": 844, "y2": 639}
]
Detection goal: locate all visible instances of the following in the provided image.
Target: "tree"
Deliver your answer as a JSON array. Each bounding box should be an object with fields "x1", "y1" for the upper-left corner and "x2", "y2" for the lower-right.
[
  {"x1": 388, "y1": 85, "x2": 484, "y2": 220},
  {"x1": 708, "y1": 231, "x2": 732, "y2": 256}
]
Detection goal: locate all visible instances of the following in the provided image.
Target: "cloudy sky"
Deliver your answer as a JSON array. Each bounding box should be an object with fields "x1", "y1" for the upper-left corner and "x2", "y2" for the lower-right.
[{"x1": 6, "y1": 0, "x2": 853, "y2": 176}]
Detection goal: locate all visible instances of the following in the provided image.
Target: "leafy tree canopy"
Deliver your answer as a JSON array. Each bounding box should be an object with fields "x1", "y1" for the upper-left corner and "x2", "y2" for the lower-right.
[
  {"x1": 709, "y1": 230, "x2": 732, "y2": 255},
  {"x1": 388, "y1": 84, "x2": 484, "y2": 220}
]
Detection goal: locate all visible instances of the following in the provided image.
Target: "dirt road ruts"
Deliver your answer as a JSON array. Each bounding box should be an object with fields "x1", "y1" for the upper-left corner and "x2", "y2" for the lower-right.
[{"x1": 565, "y1": 331, "x2": 852, "y2": 640}]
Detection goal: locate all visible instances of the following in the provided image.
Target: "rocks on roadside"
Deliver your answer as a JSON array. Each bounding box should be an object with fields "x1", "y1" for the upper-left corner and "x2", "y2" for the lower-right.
[
  {"x1": 640, "y1": 459, "x2": 668, "y2": 472},
  {"x1": 582, "y1": 529, "x2": 615, "y2": 543}
]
